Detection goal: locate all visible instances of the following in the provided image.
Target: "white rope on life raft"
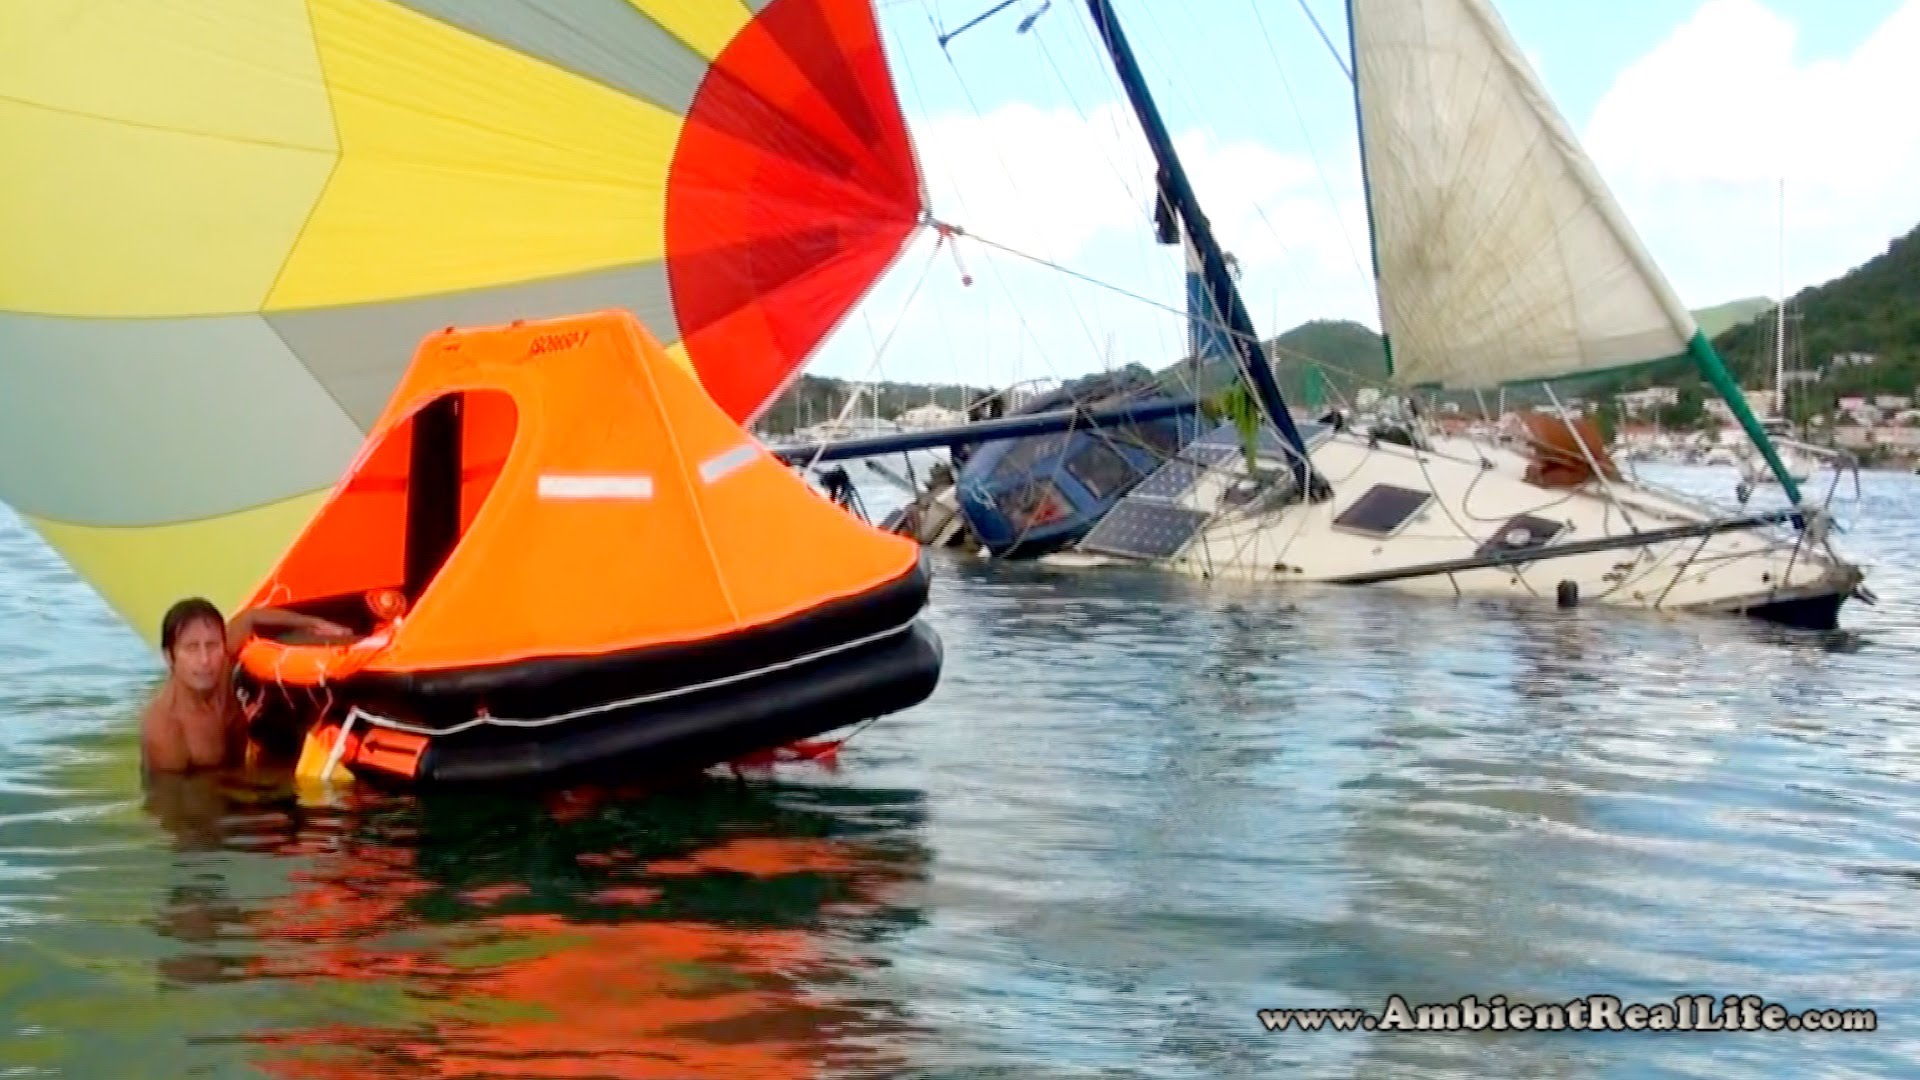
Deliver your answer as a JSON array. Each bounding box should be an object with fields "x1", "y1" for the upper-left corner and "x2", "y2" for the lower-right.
[{"x1": 340, "y1": 618, "x2": 922, "y2": 738}]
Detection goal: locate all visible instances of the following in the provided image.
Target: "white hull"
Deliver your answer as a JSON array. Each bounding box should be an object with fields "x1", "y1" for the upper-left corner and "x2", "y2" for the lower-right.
[{"x1": 1031, "y1": 425, "x2": 1861, "y2": 625}]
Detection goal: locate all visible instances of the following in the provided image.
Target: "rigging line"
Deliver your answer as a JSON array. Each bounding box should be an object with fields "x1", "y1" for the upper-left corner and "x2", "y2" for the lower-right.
[
  {"x1": 1153, "y1": 3, "x2": 1342, "y2": 309},
  {"x1": 802, "y1": 244, "x2": 941, "y2": 475},
  {"x1": 926, "y1": 7, "x2": 1129, "y2": 377},
  {"x1": 1030, "y1": 24, "x2": 1179, "y2": 358},
  {"x1": 1031, "y1": 27, "x2": 1149, "y2": 218},
  {"x1": 1129, "y1": 0, "x2": 1252, "y2": 168},
  {"x1": 946, "y1": 223, "x2": 1255, "y2": 343},
  {"x1": 887, "y1": 23, "x2": 997, "y2": 398},
  {"x1": 946, "y1": 220, "x2": 1392, "y2": 398},
  {"x1": 1030, "y1": 16, "x2": 1383, "y2": 401},
  {"x1": 902, "y1": 16, "x2": 1032, "y2": 395},
  {"x1": 1060, "y1": 7, "x2": 1215, "y2": 368},
  {"x1": 1125, "y1": 0, "x2": 1340, "y2": 390},
  {"x1": 1295, "y1": 0, "x2": 1353, "y2": 82},
  {"x1": 1245, "y1": 0, "x2": 1368, "y2": 284}
]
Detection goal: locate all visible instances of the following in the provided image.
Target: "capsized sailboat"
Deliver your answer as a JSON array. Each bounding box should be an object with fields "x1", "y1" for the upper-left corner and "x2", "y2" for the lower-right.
[
  {"x1": 1047, "y1": 0, "x2": 1869, "y2": 630},
  {"x1": 866, "y1": 0, "x2": 1869, "y2": 630},
  {"x1": 0, "y1": 0, "x2": 924, "y2": 649}
]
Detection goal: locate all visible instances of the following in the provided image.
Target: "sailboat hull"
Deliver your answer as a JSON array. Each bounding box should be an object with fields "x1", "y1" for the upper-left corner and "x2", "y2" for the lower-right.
[{"x1": 1043, "y1": 427, "x2": 1863, "y2": 630}]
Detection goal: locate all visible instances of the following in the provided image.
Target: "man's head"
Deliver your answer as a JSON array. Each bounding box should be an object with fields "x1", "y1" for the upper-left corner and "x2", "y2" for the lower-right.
[{"x1": 160, "y1": 597, "x2": 227, "y2": 693}]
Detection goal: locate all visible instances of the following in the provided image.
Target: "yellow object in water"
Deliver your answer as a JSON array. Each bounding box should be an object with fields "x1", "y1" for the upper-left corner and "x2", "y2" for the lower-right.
[{"x1": 294, "y1": 726, "x2": 354, "y2": 787}]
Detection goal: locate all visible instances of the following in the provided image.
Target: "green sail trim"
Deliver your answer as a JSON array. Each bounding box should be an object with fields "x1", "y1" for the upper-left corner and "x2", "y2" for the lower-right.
[{"x1": 1685, "y1": 329, "x2": 1806, "y2": 508}]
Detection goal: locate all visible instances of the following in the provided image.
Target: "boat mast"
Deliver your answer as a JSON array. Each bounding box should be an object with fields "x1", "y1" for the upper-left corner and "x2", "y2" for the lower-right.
[
  {"x1": 1774, "y1": 177, "x2": 1786, "y2": 421},
  {"x1": 1083, "y1": 0, "x2": 1329, "y2": 500}
]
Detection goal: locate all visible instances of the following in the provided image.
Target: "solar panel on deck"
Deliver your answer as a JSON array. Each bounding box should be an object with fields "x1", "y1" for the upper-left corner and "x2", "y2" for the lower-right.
[
  {"x1": 1079, "y1": 500, "x2": 1211, "y2": 559},
  {"x1": 1131, "y1": 459, "x2": 1207, "y2": 501},
  {"x1": 1191, "y1": 420, "x2": 1323, "y2": 456},
  {"x1": 1474, "y1": 513, "x2": 1569, "y2": 560},
  {"x1": 1188, "y1": 443, "x2": 1241, "y2": 467},
  {"x1": 1129, "y1": 441, "x2": 1240, "y2": 502},
  {"x1": 1331, "y1": 483, "x2": 1432, "y2": 538}
]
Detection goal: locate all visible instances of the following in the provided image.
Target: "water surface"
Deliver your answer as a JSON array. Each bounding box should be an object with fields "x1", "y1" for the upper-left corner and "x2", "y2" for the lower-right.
[{"x1": 2, "y1": 464, "x2": 1917, "y2": 1077}]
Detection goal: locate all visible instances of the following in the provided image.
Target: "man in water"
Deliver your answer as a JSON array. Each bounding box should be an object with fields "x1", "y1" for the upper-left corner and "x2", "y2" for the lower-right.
[{"x1": 140, "y1": 598, "x2": 353, "y2": 774}]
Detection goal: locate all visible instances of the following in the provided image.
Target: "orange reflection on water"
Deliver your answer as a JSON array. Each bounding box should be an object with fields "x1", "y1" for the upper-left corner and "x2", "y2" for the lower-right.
[{"x1": 144, "y1": 768, "x2": 929, "y2": 1079}]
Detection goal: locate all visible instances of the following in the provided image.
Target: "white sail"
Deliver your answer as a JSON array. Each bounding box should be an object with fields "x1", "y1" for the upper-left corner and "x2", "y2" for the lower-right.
[{"x1": 1349, "y1": 0, "x2": 1700, "y2": 389}]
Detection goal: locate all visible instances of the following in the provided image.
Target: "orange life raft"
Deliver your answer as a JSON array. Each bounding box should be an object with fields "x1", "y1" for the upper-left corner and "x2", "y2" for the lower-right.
[{"x1": 234, "y1": 310, "x2": 941, "y2": 788}]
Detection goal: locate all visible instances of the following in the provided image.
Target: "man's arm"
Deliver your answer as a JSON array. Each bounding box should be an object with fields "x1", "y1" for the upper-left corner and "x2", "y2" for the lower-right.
[{"x1": 227, "y1": 607, "x2": 355, "y2": 652}]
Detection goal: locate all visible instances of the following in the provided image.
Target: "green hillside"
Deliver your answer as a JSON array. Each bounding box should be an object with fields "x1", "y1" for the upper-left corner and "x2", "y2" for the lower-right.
[
  {"x1": 1714, "y1": 225, "x2": 1920, "y2": 411},
  {"x1": 1157, "y1": 319, "x2": 1388, "y2": 404},
  {"x1": 1692, "y1": 296, "x2": 1772, "y2": 338},
  {"x1": 1155, "y1": 299, "x2": 1771, "y2": 412},
  {"x1": 763, "y1": 221, "x2": 1918, "y2": 432},
  {"x1": 1581, "y1": 221, "x2": 1920, "y2": 421}
]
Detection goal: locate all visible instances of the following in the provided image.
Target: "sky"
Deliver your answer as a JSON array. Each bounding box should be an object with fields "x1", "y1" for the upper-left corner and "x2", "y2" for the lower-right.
[{"x1": 798, "y1": 0, "x2": 1920, "y2": 396}]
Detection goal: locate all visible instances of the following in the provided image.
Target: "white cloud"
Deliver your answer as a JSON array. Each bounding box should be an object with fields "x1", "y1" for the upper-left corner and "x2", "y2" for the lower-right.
[
  {"x1": 908, "y1": 101, "x2": 1363, "y2": 280},
  {"x1": 811, "y1": 1, "x2": 1920, "y2": 389},
  {"x1": 1585, "y1": 0, "x2": 1920, "y2": 302},
  {"x1": 803, "y1": 101, "x2": 1380, "y2": 386},
  {"x1": 909, "y1": 101, "x2": 1148, "y2": 264}
]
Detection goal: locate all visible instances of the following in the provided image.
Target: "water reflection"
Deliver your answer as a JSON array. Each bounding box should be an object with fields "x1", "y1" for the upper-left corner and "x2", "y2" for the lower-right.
[{"x1": 136, "y1": 767, "x2": 932, "y2": 1079}]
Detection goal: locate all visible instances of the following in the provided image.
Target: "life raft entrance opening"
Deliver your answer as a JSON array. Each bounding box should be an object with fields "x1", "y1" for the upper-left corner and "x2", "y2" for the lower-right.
[
  {"x1": 250, "y1": 387, "x2": 520, "y2": 641},
  {"x1": 406, "y1": 393, "x2": 464, "y2": 603}
]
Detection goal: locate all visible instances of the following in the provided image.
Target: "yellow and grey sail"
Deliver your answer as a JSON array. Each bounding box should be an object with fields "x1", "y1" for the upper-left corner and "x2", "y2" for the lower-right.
[
  {"x1": 0, "y1": 0, "x2": 925, "y2": 646},
  {"x1": 1348, "y1": 0, "x2": 1699, "y2": 390}
]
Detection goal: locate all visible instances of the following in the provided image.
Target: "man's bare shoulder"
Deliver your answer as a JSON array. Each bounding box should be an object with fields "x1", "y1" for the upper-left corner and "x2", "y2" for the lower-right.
[
  {"x1": 140, "y1": 685, "x2": 189, "y2": 773},
  {"x1": 140, "y1": 683, "x2": 175, "y2": 725}
]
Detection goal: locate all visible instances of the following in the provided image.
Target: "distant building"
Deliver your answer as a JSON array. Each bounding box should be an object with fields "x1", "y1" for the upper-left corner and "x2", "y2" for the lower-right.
[
  {"x1": 1873, "y1": 394, "x2": 1911, "y2": 411},
  {"x1": 1003, "y1": 382, "x2": 1055, "y2": 410},
  {"x1": 1838, "y1": 396, "x2": 1868, "y2": 412},
  {"x1": 1830, "y1": 352, "x2": 1878, "y2": 368},
  {"x1": 1781, "y1": 369, "x2": 1821, "y2": 385},
  {"x1": 1616, "y1": 387, "x2": 1678, "y2": 416},
  {"x1": 896, "y1": 404, "x2": 966, "y2": 429},
  {"x1": 1833, "y1": 425, "x2": 1920, "y2": 450},
  {"x1": 1831, "y1": 426, "x2": 1873, "y2": 449}
]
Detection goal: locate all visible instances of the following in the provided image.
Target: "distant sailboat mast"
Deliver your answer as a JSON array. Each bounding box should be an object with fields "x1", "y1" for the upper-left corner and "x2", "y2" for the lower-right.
[{"x1": 1775, "y1": 177, "x2": 1787, "y2": 421}]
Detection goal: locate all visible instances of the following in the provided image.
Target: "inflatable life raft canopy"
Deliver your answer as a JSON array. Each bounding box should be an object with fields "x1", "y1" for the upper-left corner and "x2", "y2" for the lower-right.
[{"x1": 234, "y1": 309, "x2": 941, "y2": 787}]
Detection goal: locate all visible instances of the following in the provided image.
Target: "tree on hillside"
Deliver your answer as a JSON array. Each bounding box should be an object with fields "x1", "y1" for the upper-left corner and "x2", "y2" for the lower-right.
[
  {"x1": 1713, "y1": 222, "x2": 1920, "y2": 388},
  {"x1": 1592, "y1": 399, "x2": 1620, "y2": 444},
  {"x1": 1572, "y1": 220, "x2": 1920, "y2": 410},
  {"x1": 1655, "y1": 386, "x2": 1704, "y2": 429}
]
